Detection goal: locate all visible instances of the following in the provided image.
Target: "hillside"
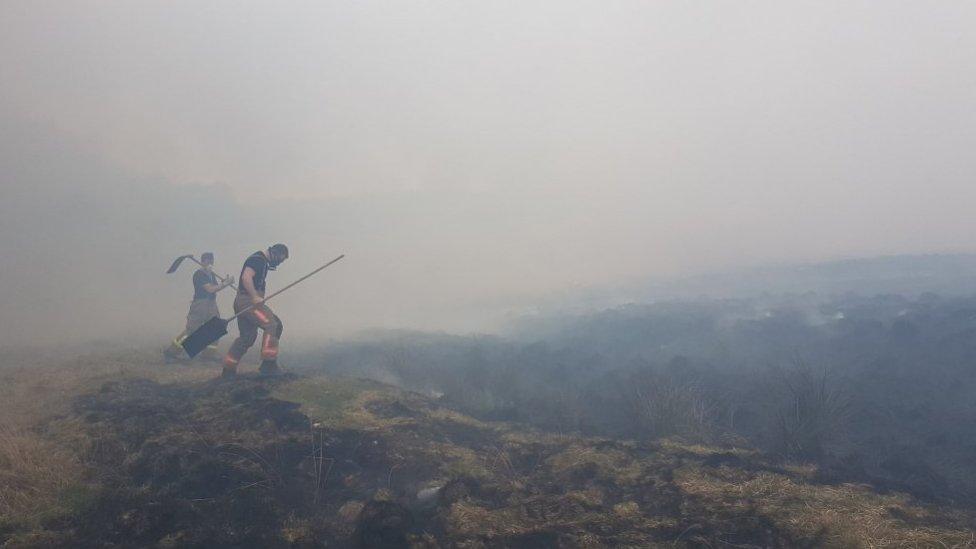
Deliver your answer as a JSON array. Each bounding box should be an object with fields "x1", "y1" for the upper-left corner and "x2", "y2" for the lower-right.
[{"x1": 1, "y1": 350, "x2": 974, "y2": 548}]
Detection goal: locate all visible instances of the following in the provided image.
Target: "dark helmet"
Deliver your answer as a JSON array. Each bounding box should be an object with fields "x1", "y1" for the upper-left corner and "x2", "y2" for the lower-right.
[
  {"x1": 268, "y1": 244, "x2": 289, "y2": 269},
  {"x1": 201, "y1": 252, "x2": 214, "y2": 265}
]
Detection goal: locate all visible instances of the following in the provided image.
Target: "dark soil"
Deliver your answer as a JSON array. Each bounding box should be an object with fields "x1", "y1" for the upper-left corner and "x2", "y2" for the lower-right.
[{"x1": 11, "y1": 374, "x2": 972, "y2": 548}]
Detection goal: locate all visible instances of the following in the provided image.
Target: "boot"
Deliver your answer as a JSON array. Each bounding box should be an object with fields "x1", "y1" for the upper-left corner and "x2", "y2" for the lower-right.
[
  {"x1": 259, "y1": 360, "x2": 282, "y2": 377},
  {"x1": 164, "y1": 334, "x2": 189, "y2": 364},
  {"x1": 220, "y1": 365, "x2": 238, "y2": 379}
]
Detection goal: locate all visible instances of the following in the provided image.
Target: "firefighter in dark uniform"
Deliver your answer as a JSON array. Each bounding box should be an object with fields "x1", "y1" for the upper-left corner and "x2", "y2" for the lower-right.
[{"x1": 222, "y1": 244, "x2": 289, "y2": 377}]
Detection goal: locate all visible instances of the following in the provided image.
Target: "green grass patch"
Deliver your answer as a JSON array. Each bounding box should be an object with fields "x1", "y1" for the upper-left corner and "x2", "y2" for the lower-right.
[{"x1": 272, "y1": 377, "x2": 378, "y2": 423}]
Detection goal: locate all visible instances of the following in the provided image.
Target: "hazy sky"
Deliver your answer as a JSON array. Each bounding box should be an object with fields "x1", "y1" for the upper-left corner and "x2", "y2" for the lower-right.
[{"x1": 2, "y1": 1, "x2": 976, "y2": 344}]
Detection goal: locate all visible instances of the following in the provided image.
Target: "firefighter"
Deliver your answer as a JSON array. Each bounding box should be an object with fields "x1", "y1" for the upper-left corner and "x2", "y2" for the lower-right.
[
  {"x1": 222, "y1": 244, "x2": 289, "y2": 377},
  {"x1": 164, "y1": 252, "x2": 234, "y2": 363}
]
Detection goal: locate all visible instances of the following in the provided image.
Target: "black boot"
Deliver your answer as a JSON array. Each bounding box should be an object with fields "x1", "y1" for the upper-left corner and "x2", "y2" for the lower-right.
[{"x1": 259, "y1": 360, "x2": 282, "y2": 376}]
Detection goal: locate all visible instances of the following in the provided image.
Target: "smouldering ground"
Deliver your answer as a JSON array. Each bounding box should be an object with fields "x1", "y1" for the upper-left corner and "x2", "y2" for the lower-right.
[{"x1": 1, "y1": 347, "x2": 974, "y2": 547}]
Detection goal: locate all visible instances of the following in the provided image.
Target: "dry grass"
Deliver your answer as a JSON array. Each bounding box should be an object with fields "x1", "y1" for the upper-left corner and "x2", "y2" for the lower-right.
[
  {"x1": 0, "y1": 348, "x2": 213, "y2": 428},
  {"x1": 657, "y1": 438, "x2": 754, "y2": 458},
  {"x1": 0, "y1": 347, "x2": 215, "y2": 535},
  {"x1": 3, "y1": 347, "x2": 976, "y2": 548},
  {"x1": 675, "y1": 465, "x2": 976, "y2": 548},
  {"x1": 427, "y1": 407, "x2": 495, "y2": 430},
  {"x1": 0, "y1": 427, "x2": 89, "y2": 530},
  {"x1": 432, "y1": 443, "x2": 491, "y2": 479},
  {"x1": 447, "y1": 500, "x2": 525, "y2": 538},
  {"x1": 547, "y1": 444, "x2": 645, "y2": 486},
  {"x1": 500, "y1": 430, "x2": 575, "y2": 447}
]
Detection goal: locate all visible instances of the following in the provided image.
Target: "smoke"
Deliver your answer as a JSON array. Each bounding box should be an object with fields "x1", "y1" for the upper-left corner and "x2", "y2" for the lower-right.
[{"x1": 3, "y1": 1, "x2": 976, "y2": 345}]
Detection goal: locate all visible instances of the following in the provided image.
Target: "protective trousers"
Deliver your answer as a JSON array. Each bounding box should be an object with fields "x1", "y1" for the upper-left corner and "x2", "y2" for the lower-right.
[{"x1": 223, "y1": 293, "x2": 283, "y2": 368}]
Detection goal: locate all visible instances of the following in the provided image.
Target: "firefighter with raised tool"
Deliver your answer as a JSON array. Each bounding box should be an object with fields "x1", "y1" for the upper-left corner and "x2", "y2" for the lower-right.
[
  {"x1": 164, "y1": 252, "x2": 234, "y2": 363},
  {"x1": 222, "y1": 244, "x2": 289, "y2": 377}
]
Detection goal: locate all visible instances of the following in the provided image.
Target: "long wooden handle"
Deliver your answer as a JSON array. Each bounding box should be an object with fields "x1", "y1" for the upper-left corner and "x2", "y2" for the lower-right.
[{"x1": 227, "y1": 254, "x2": 345, "y2": 322}]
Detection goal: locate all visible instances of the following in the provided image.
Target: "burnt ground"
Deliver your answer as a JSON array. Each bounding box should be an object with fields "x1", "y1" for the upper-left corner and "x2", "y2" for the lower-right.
[{"x1": 5, "y1": 373, "x2": 975, "y2": 548}]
